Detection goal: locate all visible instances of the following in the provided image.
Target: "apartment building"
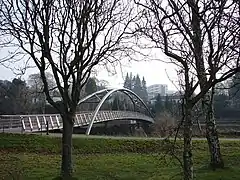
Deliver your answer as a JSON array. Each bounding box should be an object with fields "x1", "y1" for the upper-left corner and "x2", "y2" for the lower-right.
[{"x1": 147, "y1": 84, "x2": 168, "y2": 100}]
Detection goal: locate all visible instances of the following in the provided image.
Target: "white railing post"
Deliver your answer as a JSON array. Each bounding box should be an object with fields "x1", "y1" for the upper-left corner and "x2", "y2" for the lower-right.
[
  {"x1": 75, "y1": 114, "x2": 80, "y2": 126},
  {"x1": 49, "y1": 116, "x2": 54, "y2": 129},
  {"x1": 56, "y1": 115, "x2": 60, "y2": 128},
  {"x1": 21, "y1": 116, "x2": 25, "y2": 133},
  {"x1": 36, "y1": 116, "x2": 41, "y2": 130},
  {"x1": 29, "y1": 117, "x2": 33, "y2": 131}
]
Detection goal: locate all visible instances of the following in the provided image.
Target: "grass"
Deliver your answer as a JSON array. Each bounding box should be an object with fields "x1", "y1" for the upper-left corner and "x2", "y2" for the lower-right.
[{"x1": 0, "y1": 133, "x2": 240, "y2": 179}]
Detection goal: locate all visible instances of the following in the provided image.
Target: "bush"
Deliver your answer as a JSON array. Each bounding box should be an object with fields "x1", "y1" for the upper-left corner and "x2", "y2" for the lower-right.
[{"x1": 150, "y1": 112, "x2": 177, "y2": 137}]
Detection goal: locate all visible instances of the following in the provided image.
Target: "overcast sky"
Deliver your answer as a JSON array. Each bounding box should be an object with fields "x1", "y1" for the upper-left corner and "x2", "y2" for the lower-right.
[
  {"x1": 97, "y1": 59, "x2": 178, "y2": 90},
  {"x1": 0, "y1": 56, "x2": 178, "y2": 91},
  {"x1": 0, "y1": 0, "x2": 179, "y2": 92},
  {"x1": 0, "y1": 37, "x2": 178, "y2": 91}
]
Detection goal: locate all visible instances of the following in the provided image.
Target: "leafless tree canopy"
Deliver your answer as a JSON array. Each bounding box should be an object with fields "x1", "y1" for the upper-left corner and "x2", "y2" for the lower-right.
[
  {"x1": 134, "y1": 1, "x2": 239, "y2": 179},
  {"x1": 135, "y1": 0, "x2": 240, "y2": 103},
  {"x1": 0, "y1": 0, "x2": 134, "y2": 114}
]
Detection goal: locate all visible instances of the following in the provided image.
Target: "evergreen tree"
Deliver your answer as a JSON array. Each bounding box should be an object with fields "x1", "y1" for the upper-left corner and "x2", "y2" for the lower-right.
[
  {"x1": 141, "y1": 76, "x2": 148, "y2": 102},
  {"x1": 112, "y1": 96, "x2": 120, "y2": 110},
  {"x1": 155, "y1": 94, "x2": 163, "y2": 113},
  {"x1": 123, "y1": 73, "x2": 148, "y2": 102},
  {"x1": 123, "y1": 73, "x2": 131, "y2": 89},
  {"x1": 229, "y1": 72, "x2": 240, "y2": 108},
  {"x1": 164, "y1": 95, "x2": 170, "y2": 111},
  {"x1": 133, "y1": 74, "x2": 142, "y2": 96},
  {"x1": 130, "y1": 73, "x2": 135, "y2": 90},
  {"x1": 123, "y1": 72, "x2": 133, "y2": 90}
]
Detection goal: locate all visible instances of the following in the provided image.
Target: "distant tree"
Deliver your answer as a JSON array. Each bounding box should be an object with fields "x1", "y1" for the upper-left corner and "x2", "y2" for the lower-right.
[
  {"x1": 214, "y1": 82, "x2": 228, "y2": 96},
  {"x1": 123, "y1": 73, "x2": 131, "y2": 89},
  {"x1": 133, "y1": 74, "x2": 142, "y2": 96},
  {"x1": 129, "y1": 73, "x2": 133, "y2": 90},
  {"x1": 0, "y1": 80, "x2": 12, "y2": 114},
  {"x1": 124, "y1": 72, "x2": 134, "y2": 90},
  {"x1": 124, "y1": 73, "x2": 148, "y2": 102},
  {"x1": 164, "y1": 95, "x2": 172, "y2": 113},
  {"x1": 214, "y1": 94, "x2": 229, "y2": 118},
  {"x1": 85, "y1": 78, "x2": 97, "y2": 96},
  {"x1": 9, "y1": 79, "x2": 29, "y2": 114},
  {"x1": 141, "y1": 77, "x2": 148, "y2": 102},
  {"x1": 28, "y1": 72, "x2": 56, "y2": 113},
  {"x1": 171, "y1": 100, "x2": 181, "y2": 117},
  {"x1": 229, "y1": 73, "x2": 240, "y2": 108},
  {"x1": 112, "y1": 95, "x2": 121, "y2": 110},
  {"x1": 96, "y1": 79, "x2": 109, "y2": 90},
  {"x1": 154, "y1": 94, "x2": 163, "y2": 113},
  {"x1": 111, "y1": 93, "x2": 127, "y2": 110},
  {"x1": 0, "y1": 78, "x2": 31, "y2": 114},
  {"x1": 28, "y1": 72, "x2": 56, "y2": 93}
]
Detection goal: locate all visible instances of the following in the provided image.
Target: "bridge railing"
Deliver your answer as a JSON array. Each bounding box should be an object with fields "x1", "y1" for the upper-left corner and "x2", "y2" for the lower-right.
[
  {"x1": 0, "y1": 115, "x2": 22, "y2": 132},
  {"x1": 0, "y1": 111, "x2": 154, "y2": 133}
]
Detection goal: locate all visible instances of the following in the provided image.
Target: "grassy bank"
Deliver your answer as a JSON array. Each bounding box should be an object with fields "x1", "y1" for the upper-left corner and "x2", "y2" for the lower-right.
[{"x1": 0, "y1": 133, "x2": 240, "y2": 179}]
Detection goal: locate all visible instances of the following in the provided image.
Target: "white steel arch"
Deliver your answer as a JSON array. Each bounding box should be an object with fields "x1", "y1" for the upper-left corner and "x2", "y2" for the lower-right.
[{"x1": 84, "y1": 88, "x2": 153, "y2": 135}]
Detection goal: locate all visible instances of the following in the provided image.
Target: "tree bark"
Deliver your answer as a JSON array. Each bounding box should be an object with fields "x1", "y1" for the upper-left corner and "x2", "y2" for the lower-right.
[
  {"x1": 188, "y1": 0, "x2": 224, "y2": 170},
  {"x1": 183, "y1": 100, "x2": 193, "y2": 180},
  {"x1": 203, "y1": 93, "x2": 224, "y2": 169},
  {"x1": 61, "y1": 113, "x2": 74, "y2": 178}
]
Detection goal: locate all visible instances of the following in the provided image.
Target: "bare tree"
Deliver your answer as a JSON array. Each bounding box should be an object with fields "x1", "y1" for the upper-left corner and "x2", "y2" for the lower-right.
[
  {"x1": 27, "y1": 72, "x2": 56, "y2": 113},
  {"x1": 188, "y1": 0, "x2": 239, "y2": 170},
  {"x1": 134, "y1": 0, "x2": 240, "y2": 179},
  {"x1": 0, "y1": 0, "x2": 135, "y2": 178}
]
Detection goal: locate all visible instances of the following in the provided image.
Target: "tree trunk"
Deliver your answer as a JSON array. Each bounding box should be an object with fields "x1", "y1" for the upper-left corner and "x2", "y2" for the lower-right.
[
  {"x1": 183, "y1": 101, "x2": 193, "y2": 180},
  {"x1": 189, "y1": 0, "x2": 224, "y2": 170},
  {"x1": 203, "y1": 93, "x2": 224, "y2": 169},
  {"x1": 61, "y1": 113, "x2": 74, "y2": 178}
]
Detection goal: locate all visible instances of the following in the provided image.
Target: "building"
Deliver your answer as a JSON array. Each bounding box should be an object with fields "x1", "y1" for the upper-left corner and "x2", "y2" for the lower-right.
[
  {"x1": 148, "y1": 91, "x2": 183, "y2": 105},
  {"x1": 147, "y1": 84, "x2": 168, "y2": 100}
]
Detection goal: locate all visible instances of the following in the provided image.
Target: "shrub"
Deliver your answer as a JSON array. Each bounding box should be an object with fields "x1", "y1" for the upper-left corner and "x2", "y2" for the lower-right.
[{"x1": 150, "y1": 112, "x2": 177, "y2": 137}]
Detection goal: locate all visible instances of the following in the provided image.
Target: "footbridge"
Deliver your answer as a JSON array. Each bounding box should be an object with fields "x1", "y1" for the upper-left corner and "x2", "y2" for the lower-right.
[{"x1": 0, "y1": 88, "x2": 154, "y2": 135}]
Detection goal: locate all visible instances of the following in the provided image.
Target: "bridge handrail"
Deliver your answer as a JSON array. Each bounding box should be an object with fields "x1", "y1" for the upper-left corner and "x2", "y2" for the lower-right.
[{"x1": 0, "y1": 110, "x2": 154, "y2": 133}]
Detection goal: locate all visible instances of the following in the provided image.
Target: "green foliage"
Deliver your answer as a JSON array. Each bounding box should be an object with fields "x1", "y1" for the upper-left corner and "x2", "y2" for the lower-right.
[
  {"x1": 0, "y1": 78, "x2": 31, "y2": 114},
  {"x1": 155, "y1": 94, "x2": 163, "y2": 112},
  {"x1": 152, "y1": 94, "x2": 181, "y2": 117},
  {"x1": 123, "y1": 72, "x2": 148, "y2": 102},
  {"x1": 141, "y1": 77, "x2": 148, "y2": 102},
  {"x1": 229, "y1": 72, "x2": 240, "y2": 108},
  {"x1": 112, "y1": 95, "x2": 121, "y2": 110},
  {"x1": 214, "y1": 94, "x2": 230, "y2": 118},
  {"x1": 123, "y1": 72, "x2": 131, "y2": 90},
  {"x1": 133, "y1": 74, "x2": 142, "y2": 96},
  {"x1": 0, "y1": 133, "x2": 240, "y2": 179}
]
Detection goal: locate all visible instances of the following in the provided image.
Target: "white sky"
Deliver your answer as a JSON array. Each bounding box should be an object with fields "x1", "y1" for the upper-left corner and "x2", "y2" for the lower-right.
[
  {"x1": 0, "y1": 0, "x2": 179, "y2": 92},
  {"x1": 96, "y1": 59, "x2": 178, "y2": 90},
  {"x1": 0, "y1": 30, "x2": 178, "y2": 92},
  {"x1": 0, "y1": 56, "x2": 178, "y2": 91}
]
